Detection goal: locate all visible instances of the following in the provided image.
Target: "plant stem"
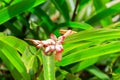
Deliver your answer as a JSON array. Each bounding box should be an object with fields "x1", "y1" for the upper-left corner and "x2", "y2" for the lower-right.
[
  {"x1": 71, "y1": 0, "x2": 79, "y2": 21},
  {"x1": 42, "y1": 52, "x2": 55, "y2": 80}
]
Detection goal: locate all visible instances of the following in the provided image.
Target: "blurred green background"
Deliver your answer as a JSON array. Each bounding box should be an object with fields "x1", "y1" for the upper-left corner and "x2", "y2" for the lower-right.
[{"x1": 0, "y1": 0, "x2": 120, "y2": 80}]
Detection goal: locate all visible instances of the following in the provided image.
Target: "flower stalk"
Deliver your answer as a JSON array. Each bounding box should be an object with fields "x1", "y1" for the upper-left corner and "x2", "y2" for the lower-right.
[{"x1": 26, "y1": 29, "x2": 75, "y2": 80}]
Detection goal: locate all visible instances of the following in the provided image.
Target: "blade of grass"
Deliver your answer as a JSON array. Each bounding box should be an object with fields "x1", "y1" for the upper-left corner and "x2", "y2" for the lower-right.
[{"x1": 58, "y1": 21, "x2": 93, "y2": 30}]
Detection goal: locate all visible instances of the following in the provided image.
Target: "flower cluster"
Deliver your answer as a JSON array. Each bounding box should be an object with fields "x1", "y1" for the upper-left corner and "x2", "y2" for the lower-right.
[{"x1": 29, "y1": 30, "x2": 72, "y2": 61}]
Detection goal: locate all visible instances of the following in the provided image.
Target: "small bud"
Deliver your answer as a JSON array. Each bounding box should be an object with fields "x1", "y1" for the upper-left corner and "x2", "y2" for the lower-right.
[
  {"x1": 58, "y1": 36, "x2": 65, "y2": 44},
  {"x1": 27, "y1": 39, "x2": 41, "y2": 45},
  {"x1": 36, "y1": 44, "x2": 43, "y2": 48},
  {"x1": 63, "y1": 30, "x2": 72, "y2": 37},
  {"x1": 55, "y1": 52, "x2": 62, "y2": 61},
  {"x1": 60, "y1": 29, "x2": 77, "y2": 35},
  {"x1": 50, "y1": 34, "x2": 57, "y2": 41},
  {"x1": 44, "y1": 46, "x2": 51, "y2": 54}
]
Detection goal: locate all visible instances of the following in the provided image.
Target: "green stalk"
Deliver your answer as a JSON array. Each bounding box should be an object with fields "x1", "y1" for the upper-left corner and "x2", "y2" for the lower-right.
[{"x1": 42, "y1": 51, "x2": 55, "y2": 80}]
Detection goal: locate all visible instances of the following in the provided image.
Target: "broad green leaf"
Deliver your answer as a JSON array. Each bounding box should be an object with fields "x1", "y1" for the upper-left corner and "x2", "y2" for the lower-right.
[
  {"x1": 64, "y1": 29, "x2": 120, "y2": 43},
  {"x1": 0, "y1": 36, "x2": 28, "y2": 54},
  {"x1": 63, "y1": 42, "x2": 95, "y2": 56},
  {"x1": 0, "y1": 41, "x2": 30, "y2": 80},
  {"x1": 21, "y1": 46, "x2": 39, "y2": 76},
  {"x1": 0, "y1": 0, "x2": 46, "y2": 24},
  {"x1": 93, "y1": 0, "x2": 112, "y2": 27},
  {"x1": 87, "y1": 66, "x2": 110, "y2": 80},
  {"x1": 86, "y1": 2, "x2": 120, "y2": 25},
  {"x1": 58, "y1": 21, "x2": 93, "y2": 30},
  {"x1": 70, "y1": 58, "x2": 98, "y2": 73},
  {"x1": 57, "y1": 41, "x2": 120, "y2": 66},
  {"x1": 112, "y1": 73, "x2": 120, "y2": 80}
]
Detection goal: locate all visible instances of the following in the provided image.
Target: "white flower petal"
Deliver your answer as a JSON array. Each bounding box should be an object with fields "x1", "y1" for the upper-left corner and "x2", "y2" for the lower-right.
[
  {"x1": 45, "y1": 46, "x2": 51, "y2": 53},
  {"x1": 46, "y1": 39, "x2": 56, "y2": 45},
  {"x1": 50, "y1": 45, "x2": 55, "y2": 51},
  {"x1": 55, "y1": 45, "x2": 63, "y2": 53},
  {"x1": 36, "y1": 44, "x2": 43, "y2": 48}
]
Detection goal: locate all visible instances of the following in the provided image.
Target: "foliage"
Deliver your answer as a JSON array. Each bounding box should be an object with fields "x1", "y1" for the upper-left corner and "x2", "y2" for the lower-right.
[{"x1": 0, "y1": 0, "x2": 120, "y2": 80}]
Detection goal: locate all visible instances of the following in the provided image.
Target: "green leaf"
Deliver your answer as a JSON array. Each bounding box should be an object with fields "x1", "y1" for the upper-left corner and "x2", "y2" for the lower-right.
[
  {"x1": 87, "y1": 66, "x2": 110, "y2": 80},
  {"x1": 57, "y1": 41, "x2": 120, "y2": 66},
  {"x1": 21, "y1": 46, "x2": 39, "y2": 76},
  {"x1": 0, "y1": 36, "x2": 28, "y2": 54},
  {"x1": 65, "y1": 73, "x2": 81, "y2": 80},
  {"x1": 58, "y1": 21, "x2": 93, "y2": 30},
  {"x1": 0, "y1": 41, "x2": 30, "y2": 80},
  {"x1": 70, "y1": 58, "x2": 98, "y2": 73},
  {"x1": 86, "y1": 2, "x2": 120, "y2": 25},
  {"x1": 112, "y1": 73, "x2": 120, "y2": 80},
  {"x1": 106, "y1": 21, "x2": 120, "y2": 28},
  {"x1": 63, "y1": 42, "x2": 95, "y2": 56},
  {"x1": 0, "y1": 0, "x2": 46, "y2": 24},
  {"x1": 77, "y1": 0, "x2": 90, "y2": 11},
  {"x1": 64, "y1": 29, "x2": 120, "y2": 43},
  {"x1": 75, "y1": 0, "x2": 92, "y2": 21},
  {"x1": 93, "y1": 0, "x2": 112, "y2": 27}
]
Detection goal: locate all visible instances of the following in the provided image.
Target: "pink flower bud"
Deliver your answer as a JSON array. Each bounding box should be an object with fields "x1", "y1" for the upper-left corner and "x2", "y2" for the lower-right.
[
  {"x1": 63, "y1": 30, "x2": 72, "y2": 37},
  {"x1": 29, "y1": 40, "x2": 41, "y2": 45},
  {"x1": 50, "y1": 34, "x2": 57, "y2": 41}
]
